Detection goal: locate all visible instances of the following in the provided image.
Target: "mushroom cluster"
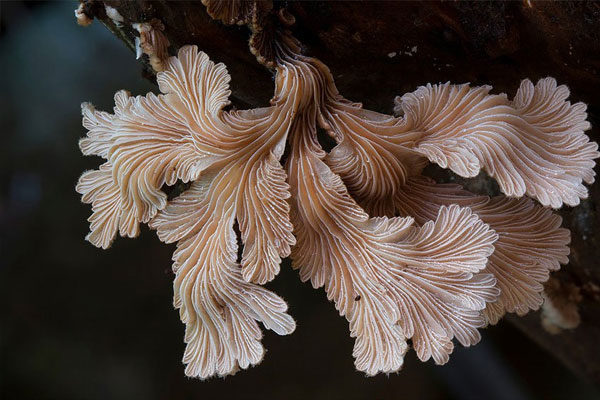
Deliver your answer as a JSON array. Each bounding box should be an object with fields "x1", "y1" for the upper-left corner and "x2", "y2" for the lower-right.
[{"x1": 76, "y1": 2, "x2": 598, "y2": 379}]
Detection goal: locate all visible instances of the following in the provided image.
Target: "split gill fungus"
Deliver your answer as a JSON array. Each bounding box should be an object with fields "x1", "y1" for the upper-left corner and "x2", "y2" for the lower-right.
[{"x1": 75, "y1": 0, "x2": 598, "y2": 379}]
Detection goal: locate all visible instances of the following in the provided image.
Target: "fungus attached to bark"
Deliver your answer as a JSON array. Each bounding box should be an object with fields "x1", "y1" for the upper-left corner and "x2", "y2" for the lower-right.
[
  {"x1": 541, "y1": 277, "x2": 583, "y2": 334},
  {"x1": 76, "y1": 3, "x2": 598, "y2": 379},
  {"x1": 104, "y1": 4, "x2": 124, "y2": 27},
  {"x1": 77, "y1": 46, "x2": 297, "y2": 378},
  {"x1": 133, "y1": 20, "x2": 170, "y2": 73},
  {"x1": 74, "y1": 3, "x2": 92, "y2": 27}
]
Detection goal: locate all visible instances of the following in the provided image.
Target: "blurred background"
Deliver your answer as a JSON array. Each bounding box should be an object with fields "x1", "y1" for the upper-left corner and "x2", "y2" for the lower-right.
[{"x1": 1, "y1": 2, "x2": 599, "y2": 399}]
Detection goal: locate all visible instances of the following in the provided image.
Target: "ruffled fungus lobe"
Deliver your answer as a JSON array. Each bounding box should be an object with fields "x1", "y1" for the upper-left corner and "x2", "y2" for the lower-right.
[
  {"x1": 77, "y1": 3, "x2": 598, "y2": 379},
  {"x1": 202, "y1": 0, "x2": 281, "y2": 67},
  {"x1": 202, "y1": 0, "x2": 272, "y2": 26},
  {"x1": 77, "y1": 46, "x2": 297, "y2": 378},
  {"x1": 133, "y1": 20, "x2": 170, "y2": 72},
  {"x1": 74, "y1": 3, "x2": 93, "y2": 27}
]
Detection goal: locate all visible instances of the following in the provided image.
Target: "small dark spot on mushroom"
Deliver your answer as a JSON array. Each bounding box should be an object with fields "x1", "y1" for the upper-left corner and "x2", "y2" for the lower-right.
[{"x1": 355, "y1": 295, "x2": 361, "y2": 301}]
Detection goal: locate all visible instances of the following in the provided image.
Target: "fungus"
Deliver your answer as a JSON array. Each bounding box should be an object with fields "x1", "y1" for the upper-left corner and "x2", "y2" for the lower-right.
[
  {"x1": 201, "y1": 0, "x2": 272, "y2": 26},
  {"x1": 77, "y1": 45, "x2": 300, "y2": 378},
  {"x1": 202, "y1": 0, "x2": 282, "y2": 67},
  {"x1": 74, "y1": 3, "x2": 93, "y2": 27},
  {"x1": 133, "y1": 20, "x2": 170, "y2": 73},
  {"x1": 541, "y1": 277, "x2": 582, "y2": 334},
  {"x1": 76, "y1": 4, "x2": 598, "y2": 379},
  {"x1": 104, "y1": 4, "x2": 124, "y2": 27}
]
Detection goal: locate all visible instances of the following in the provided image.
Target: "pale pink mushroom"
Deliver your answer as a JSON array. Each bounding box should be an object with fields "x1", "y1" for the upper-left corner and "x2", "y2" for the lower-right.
[
  {"x1": 74, "y1": 3, "x2": 92, "y2": 27},
  {"x1": 323, "y1": 75, "x2": 596, "y2": 327},
  {"x1": 282, "y1": 54, "x2": 498, "y2": 373},
  {"x1": 133, "y1": 19, "x2": 170, "y2": 73},
  {"x1": 76, "y1": 7, "x2": 598, "y2": 378},
  {"x1": 389, "y1": 176, "x2": 570, "y2": 324},
  {"x1": 277, "y1": 49, "x2": 595, "y2": 372},
  {"x1": 77, "y1": 46, "x2": 296, "y2": 378},
  {"x1": 201, "y1": 0, "x2": 272, "y2": 26}
]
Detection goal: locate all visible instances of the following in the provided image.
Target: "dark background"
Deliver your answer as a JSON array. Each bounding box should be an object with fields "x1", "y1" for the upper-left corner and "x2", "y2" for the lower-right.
[{"x1": 1, "y1": 2, "x2": 599, "y2": 400}]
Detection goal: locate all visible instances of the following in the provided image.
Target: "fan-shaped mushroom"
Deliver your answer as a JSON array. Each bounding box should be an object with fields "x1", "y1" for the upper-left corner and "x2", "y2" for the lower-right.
[{"x1": 76, "y1": 3, "x2": 598, "y2": 379}]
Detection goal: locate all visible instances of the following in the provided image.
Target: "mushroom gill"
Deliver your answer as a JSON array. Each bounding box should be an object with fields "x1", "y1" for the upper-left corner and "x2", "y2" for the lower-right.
[
  {"x1": 78, "y1": 46, "x2": 297, "y2": 378},
  {"x1": 76, "y1": 4, "x2": 598, "y2": 380},
  {"x1": 322, "y1": 76, "x2": 595, "y2": 325}
]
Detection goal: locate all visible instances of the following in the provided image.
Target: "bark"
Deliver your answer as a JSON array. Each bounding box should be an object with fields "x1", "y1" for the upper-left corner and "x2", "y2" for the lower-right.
[{"x1": 79, "y1": 0, "x2": 600, "y2": 385}]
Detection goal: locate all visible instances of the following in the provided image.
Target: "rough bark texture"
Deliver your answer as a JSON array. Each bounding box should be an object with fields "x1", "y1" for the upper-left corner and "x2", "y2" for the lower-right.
[{"x1": 80, "y1": 0, "x2": 600, "y2": 385}]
